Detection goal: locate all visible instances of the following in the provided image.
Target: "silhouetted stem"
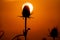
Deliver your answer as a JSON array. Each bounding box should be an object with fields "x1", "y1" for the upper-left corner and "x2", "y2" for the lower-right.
[{"x1": 25, "y1": 17, "x2": 27, "y2": 40}]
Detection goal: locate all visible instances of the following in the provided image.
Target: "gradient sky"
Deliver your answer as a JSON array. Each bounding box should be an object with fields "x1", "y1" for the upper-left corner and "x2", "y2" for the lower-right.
[{"x1": 0, "y1": 0, "x2": 60, "y2": 40}]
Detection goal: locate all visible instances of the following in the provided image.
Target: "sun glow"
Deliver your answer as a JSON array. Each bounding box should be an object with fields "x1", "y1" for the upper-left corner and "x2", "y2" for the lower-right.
[{"x1": 22, "y1": 2, "x2": 33, "y2": 13}]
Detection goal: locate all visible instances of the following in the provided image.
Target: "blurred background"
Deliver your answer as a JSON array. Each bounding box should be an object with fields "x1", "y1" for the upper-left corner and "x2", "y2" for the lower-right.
[{"x1": 0, "y1": 0, "x2": 60, "y2": 40}]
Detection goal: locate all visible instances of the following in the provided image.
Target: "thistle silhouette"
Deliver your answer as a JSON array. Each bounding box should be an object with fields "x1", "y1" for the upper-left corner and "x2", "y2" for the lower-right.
[
  {"x1": 49, "y1": 27, "x2": 58, "y2": 40},
  {"x1": 22, "y1": 5, "x2": 31, "y2": 40},
  {"x1": 12, "y1": 5, "x2": 31, "y2": 40},
  {"x1": 22, "y1": 6, "x2": 30, "y2": 18}
]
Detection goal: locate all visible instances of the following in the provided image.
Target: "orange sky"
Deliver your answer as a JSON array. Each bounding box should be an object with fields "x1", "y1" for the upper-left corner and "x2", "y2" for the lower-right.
[{"x1": 0, "y1": 0, "x2": 60, "y2": 40}]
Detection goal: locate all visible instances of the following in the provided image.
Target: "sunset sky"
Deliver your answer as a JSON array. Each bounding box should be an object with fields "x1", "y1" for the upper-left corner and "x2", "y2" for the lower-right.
[{"x1": 0, "y1": 0, "x2": 60, "y2": 40}]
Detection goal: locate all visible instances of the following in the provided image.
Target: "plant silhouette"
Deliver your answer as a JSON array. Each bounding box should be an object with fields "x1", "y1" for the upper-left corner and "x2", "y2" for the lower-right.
[
  {"x1": 22, "y1": 5, "x2": 31, "y2": 40},
  {"x1": 12, "y1": 28, "x2": 30, "y2": 40},
  {"x1": 49, "y1": 27, "x2": 58, "y2": 40},
  {"x1": 22, "y1": 5, "x2": 30, "y2": 18},
  {"x1": 12, "y1": 5, "x2": 31, "y2": 40},
  {"x1": 12, "y1": 34, "x2": 23, "y2": 40}
]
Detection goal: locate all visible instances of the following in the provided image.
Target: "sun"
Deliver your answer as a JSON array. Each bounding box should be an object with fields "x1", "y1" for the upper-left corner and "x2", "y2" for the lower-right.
[{"x1": 22, "y1": 2, "x2": 33, "y2": 13}]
